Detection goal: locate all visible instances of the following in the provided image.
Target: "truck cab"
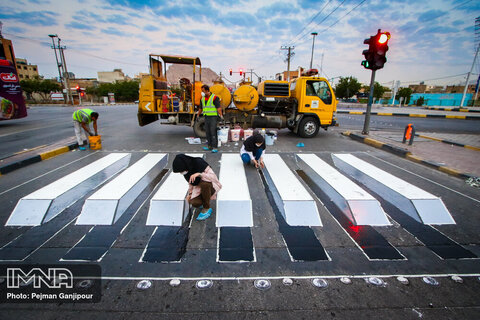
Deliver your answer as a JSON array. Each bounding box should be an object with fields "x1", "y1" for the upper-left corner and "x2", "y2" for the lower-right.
[{"x1": 289, "y1": 76, "x2": 337, "y2": 137}]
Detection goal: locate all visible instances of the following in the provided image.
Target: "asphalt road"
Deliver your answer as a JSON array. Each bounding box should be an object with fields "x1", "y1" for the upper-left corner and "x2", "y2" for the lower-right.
[{"x1": 0, "y1": 105, "x2": 479, "y2": 318}]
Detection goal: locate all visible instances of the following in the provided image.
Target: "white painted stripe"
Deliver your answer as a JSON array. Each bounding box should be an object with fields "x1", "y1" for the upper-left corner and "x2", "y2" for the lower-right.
[
  {"x1": 333, "y1": 154, "x2": 435, "y2": 200},
  {"x1": 297, "y1": 154, "x2": 391, "y2": 226},
  {"x1": 333, "y1": 154, "x2": 455, "y2": 225},
  {"x1": 28, "y1": 153, "x2": 130, "y2": 199},
  {"x1": 147, "y1": 154, "x2": 203, "y2": 226},
  {"x1": 90, "y1": 154, "x2": 166, "y2": 200},
  {"x1": 5, "y1": 153, "x2": 130, "y2": 226},
  {"x1": 216, "y1": 154, "x2": 253, "y2": 227},
  {"x1": 263, "y1": 154, "x2": 322, "y2": 226},
  {"x1": 76, "y1": 153, "x2": 166, "y2": 225}
]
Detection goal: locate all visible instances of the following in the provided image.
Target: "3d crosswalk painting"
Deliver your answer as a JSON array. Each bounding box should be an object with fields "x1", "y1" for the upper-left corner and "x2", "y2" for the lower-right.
[{"x1": 0, "y1": 152, "x2": 477, "y2": 277}]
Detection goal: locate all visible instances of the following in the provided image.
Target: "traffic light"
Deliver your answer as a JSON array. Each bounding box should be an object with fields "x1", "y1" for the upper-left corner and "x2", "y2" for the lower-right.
[
  {"x1": 76, "y1": 85, "x2": 81, "y2": 93},
  {"x1": 80, "y1": 91, "x2": 85, "y2": 97},
  {"x1": 239, "y1": 68, "x2": 243, "y2": 76},
  {"x1": 362, "y1": 29, "x2": 391, "y2": 70},
  {"x1": 229, "y1": 68, "x2": 232, "y2": 76}
]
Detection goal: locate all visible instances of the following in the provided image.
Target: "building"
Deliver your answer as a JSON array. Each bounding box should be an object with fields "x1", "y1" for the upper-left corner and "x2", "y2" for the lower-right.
[
  {"x1": 276, "y1": 67, "x2": 304, "y2": 81},
  {"x1": 15, "y1": 58, "x2": 39, "y2": 80},
  {"x1": 0, "y1": 36, "x2": 17, "y2": 69},
  {"x1": 166, "y1": 65, "x2": 219, "y2": 87},
  {"x1": 97, "y1": 69, "x2": 127, "y2": 83}
]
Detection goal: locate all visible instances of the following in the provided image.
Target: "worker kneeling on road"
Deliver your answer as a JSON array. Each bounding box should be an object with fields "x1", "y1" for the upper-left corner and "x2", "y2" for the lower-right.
[
  {"x1": 72, "y1": 108, "x2": 99, "y2": 151},
  {"x1": 240, "y1": 133, "x2": 266, "y2": 169},
  {"x1": 172, "y1": 154, "x2": 222, "y2": 221}
]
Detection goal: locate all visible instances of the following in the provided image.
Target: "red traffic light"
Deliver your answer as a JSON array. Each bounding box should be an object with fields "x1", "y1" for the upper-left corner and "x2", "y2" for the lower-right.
[
  {"x1": 239, "y1": 68, "x2": 243, "y2": 76},
  {"x1": 229, "y1": 68, "x2": 232, "y2": 76},
  {"x1": 75, "y1": 85, "x2": 81, "y2": 93},
  {"x1": 378, "y1": 32, "x2": 390, "y2": 44},
  {"x1": 80, "y1": 92, "x2": 85, "y2": 97}
]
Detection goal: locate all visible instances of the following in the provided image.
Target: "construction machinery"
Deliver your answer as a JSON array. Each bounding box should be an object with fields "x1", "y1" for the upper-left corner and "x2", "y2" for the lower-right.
[{"x1": 137, "y1": 54, "x2": 337, "y2": 138}]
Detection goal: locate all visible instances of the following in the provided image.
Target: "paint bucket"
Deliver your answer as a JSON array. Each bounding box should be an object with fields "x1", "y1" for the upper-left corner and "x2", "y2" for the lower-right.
[
  {"x1": 265, "y1": 132, "x2": 275, "y2": 146},
  {"x1": 230, "y1": 129, "x2": 241, "y2": 142},
  {"x1": 89, "y1": 135, "x2": 102, "y2": 150},
  {"x1": 243, "y1": 129, "x2": 253, "y2": 140},
  {"x1": 217, "y1": 127, "x2": 229, "y2": 144}
]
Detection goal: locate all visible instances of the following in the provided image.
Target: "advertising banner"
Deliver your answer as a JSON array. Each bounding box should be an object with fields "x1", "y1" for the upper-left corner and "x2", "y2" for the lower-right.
[{"x1": 0, "y1": 59, "x2": 27, "y2": 120}]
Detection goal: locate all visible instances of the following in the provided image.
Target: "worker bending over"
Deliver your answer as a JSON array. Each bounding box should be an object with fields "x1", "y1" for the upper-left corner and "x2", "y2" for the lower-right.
[
  {"x1": 72, "y1": 108, "x2": 99, "y2": 150},
  {"x1": 172, "y1": 154, "x2": 222, "y2": 220}
]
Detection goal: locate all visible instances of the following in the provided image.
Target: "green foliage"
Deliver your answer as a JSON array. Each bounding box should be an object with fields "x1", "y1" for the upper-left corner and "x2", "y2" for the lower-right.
[
  {"x1": 363, "y1": 82, "x2": 387, "y2": 100},
  {"x1": 334, "y1": 76, "x2": 362, "y2": 99},
  {"x1": 416, "y1": 96, "x2": 425, "y2": 106},
  {"x1": 20, "y1": 77, "x2": 61, "y2": 101},
  {"x1": 88, "y1": 80, "x2": 140, "y2": 102},
  {"x1": 398, "y1": 87, "x2": 413, "y2": 104}
]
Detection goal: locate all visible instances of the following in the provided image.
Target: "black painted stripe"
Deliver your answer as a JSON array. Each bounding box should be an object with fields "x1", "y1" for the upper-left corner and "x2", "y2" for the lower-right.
[
  {"x1": 63, "y1": 169, "x2": 168, "y2": 261},
  {"x1": 334, "y1": 157, "x2": 477, "y2": 260},
  {"x1": 141, "y1": 226, "x2": 190, "y2": 263},
  {"x1": 0, "y1": 155, "x2": 42, "y2": 174},
  {"x1": 296, "y1": 166, "x2": 404, "y2": 261},
  {"x1": 259, "y1": 169, "x2": 328, "y2": 262},
  {"x1": 218, "y1": 227, "x2": 254, "y2": 262}
]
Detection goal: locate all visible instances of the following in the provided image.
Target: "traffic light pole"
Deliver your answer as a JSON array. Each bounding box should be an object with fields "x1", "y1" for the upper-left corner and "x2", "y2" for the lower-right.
[{"x1": 362, "y1": 69, "x2": 376, "y2": 135}]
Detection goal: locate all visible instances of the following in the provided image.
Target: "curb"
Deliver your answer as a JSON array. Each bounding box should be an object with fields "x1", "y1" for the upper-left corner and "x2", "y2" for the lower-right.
[
  {"x1": 0, "y1": 142, "x2": 78, "y2": 176},
  {"x1": 342, "y1": 131, "x2": 476, "y2": 180},
  {"x1": 337, "y1": 110, "x2": 480, "y2": 120},
  {"x1": 414, "y1": 134, "x2": 480, "y2": 151},
  {"x1": 425, "y1": 107, "x2": 480, "y2": 113}
]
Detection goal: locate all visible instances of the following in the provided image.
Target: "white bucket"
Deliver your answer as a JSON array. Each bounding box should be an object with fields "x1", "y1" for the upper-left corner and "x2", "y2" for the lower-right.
[
  {"x1": 217, "y1": 127, "x2": 229, "y2": 144},
  {"x1": 265, "y1": 133, "x2": 275, "y2": 146}
]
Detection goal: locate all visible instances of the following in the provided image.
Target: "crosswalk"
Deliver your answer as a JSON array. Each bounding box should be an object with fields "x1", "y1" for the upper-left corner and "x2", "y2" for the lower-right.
[{"x1": 0, "y1": 152, "x2": 476, "y2": 264}]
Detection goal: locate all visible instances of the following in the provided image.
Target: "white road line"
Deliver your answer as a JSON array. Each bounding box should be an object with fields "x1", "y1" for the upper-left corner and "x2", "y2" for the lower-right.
[
  {"x1": 297, "y1": 154, "x2": 391, "y2": 226},
  {"x1": 263, "y1": 154, "x2": 322, "y2": 226},
  {"x1": 333, "y1": 153, "x2": 456, "y2": 225},
  {"x1": 76, "y1": 153, "x2": 167, "y2": 225},
  {"x1": 216, "y1": 154, "x2": 253, "y2": 227},
  {"x1": 5, "y1": 153, "x2": 131, "y2": 226}
]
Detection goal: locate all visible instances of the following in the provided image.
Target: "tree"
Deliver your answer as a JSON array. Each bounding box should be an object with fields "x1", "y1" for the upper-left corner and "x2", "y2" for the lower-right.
[
  {"x1": 397, "y1": 87, "x2": 413, "y2": 105},
  {"x1": 334, "y1": 76, "x2": 362, "y2": 99},
  {"x1": 363, "y1": 82, "x2": 387, "y2": 100},
  {"x1": 89, "y1": 80, "x2": 139, "y2": 102},
  {"x1": 19, "y1": 77, "x2": 61, "y2": 102}
]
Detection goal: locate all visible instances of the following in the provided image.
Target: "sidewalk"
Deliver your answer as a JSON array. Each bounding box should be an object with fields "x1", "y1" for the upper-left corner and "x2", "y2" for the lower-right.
[
  {"x1": 337, "y1": 105, "x2": 480, "y2": 120},
  {"x1": 343, "y1": 130, "x2": 480, "y2": 179}
]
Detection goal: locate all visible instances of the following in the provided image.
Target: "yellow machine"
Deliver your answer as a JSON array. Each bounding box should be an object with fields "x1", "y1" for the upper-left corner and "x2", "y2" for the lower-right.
[{"x1": 137, "y1": 55, "x2": 336, "y2": 138}]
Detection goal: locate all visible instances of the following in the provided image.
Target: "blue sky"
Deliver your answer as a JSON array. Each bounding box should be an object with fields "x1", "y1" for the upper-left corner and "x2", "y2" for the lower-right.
[{"x1": 1, "y1": 0, "x2": 479, "y2": 87}]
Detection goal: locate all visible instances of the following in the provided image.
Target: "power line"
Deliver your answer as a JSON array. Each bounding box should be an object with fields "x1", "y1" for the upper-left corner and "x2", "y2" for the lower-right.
[
  {"x1": 3, "y1": 32, "x2": 145, "y2": 67},
  {"x1": 287, "y1": 0, "x2": 333, "y2": 46},
  {"x1": 291, "y1": 0, "x2": 347, "y2": 46}
]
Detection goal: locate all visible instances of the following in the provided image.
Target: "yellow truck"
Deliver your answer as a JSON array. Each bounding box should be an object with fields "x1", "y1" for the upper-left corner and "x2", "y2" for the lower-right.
[{"x1": 137, "y1": 54, "x2": 337, "y2": 138}]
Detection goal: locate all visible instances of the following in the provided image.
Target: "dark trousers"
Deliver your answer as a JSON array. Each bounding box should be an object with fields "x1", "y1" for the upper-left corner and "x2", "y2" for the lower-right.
[
  {"x1": 189, "y1": 181, "x2": 214, "y2": 209},
  {"x1": 204, "y1": 116, "x2": 218, "y2": 149}
]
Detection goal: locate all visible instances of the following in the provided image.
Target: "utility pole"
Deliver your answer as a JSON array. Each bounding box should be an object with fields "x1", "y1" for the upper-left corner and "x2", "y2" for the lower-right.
[
  {"x1": 58, "y1": 37, "x2": 74, "y2": 105},
  {"x1": 309, "y1": 32, "x2": 318, "y2": 70},
  {"x1": 49, "y1": 34, "x2": 66, "y2": 103},
  {"x1": 281, "y1": 46, "x2": 295, "y2": 81},
  {"x1": 460, "y1": 43, "x2": 480, "y2": 107},
  {"x1": 320, "y1": 52, "x2": 324, "y2": 76}
]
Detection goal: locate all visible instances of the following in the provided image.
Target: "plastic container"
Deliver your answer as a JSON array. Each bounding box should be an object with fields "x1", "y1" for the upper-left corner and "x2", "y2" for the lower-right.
[
  {"x1": 243, "y1": 129, "x2": 253, "y2": 140},
  {"x1": 230, "y1": 129, "x2": 241, "y2": 142},
  {"x1": 265, "y1": 132, "x2": 275, "y2": 146},
  {"x1": 217, "y1": 127, "x2": 229, "y2": 144},
  {"x1": 89, "y1": 135, "x2": 102, "y2": 150}
]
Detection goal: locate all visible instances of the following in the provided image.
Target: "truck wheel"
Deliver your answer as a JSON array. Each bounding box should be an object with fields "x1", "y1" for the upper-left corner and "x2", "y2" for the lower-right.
[
  {"x1": 298, "y1": 117, "x2": 319, "y2": 138},
  {"x1": 193, "y1": 117, "x2": 207, "y2": 138}
]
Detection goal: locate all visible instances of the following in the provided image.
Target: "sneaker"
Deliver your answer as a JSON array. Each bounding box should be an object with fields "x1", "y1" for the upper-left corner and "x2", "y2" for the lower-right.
[
  {"x1": 211, "y1": 149, "x2": 218, "y2": 153},
  {"x1": 79, "y1": 145, "x2": 87, "y2": 151},
  {"x1": 196, "y1": 208, "x2": 212, "y2": 221},
  {"x1": 203, "y1": 146, "x2": 211, "y2": 151}
]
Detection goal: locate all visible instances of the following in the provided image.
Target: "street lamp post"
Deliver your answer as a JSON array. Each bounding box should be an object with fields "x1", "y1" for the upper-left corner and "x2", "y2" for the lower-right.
[{"x1": 309, "y1": 32, "x2": 318, "y2": 70}]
